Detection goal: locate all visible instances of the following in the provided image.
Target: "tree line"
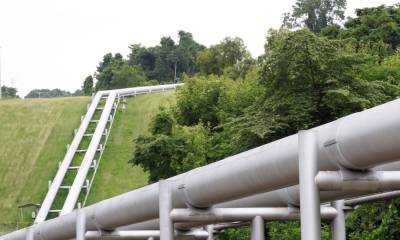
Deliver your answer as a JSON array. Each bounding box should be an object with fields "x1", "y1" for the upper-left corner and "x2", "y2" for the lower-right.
[{"x1": 128, "y1": 2, "x2": 400, "y2": 239}]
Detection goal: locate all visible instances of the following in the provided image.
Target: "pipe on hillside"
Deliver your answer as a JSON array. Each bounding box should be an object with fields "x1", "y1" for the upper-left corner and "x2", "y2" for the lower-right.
[
  {"x1": 34, "y1": 92, "x2": 103, "y2": 223},
  {"x1": 3, "y1": 97, "x2": 400, "y2": 240},
  {"x1": 61, "y1": 91, "x2": 117, "y2": 215}
]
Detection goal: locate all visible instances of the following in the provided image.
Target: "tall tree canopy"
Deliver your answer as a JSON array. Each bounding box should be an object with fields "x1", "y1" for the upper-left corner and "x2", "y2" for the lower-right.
[
  {"x1": 0, "y1": 86, "x2": 18, "y2": 99},
  {"x1": 82, "y1": 75, "x2": 93, "y2": 96},
  {"x1": 197, "y1": 37, "x2": 254, "y2": 79},
  {"x1": 343, "y1": 4, "x2": 400, "y2": 58},
  {"x1": 128, "y1": 31, "x2": 204, "y2": 82},
  {"x1": 95, "y1": 53, "x2": 125, "y2": 90},
  {"x1": 283, "y1": 0, "x2": 347, "y2": 32}
]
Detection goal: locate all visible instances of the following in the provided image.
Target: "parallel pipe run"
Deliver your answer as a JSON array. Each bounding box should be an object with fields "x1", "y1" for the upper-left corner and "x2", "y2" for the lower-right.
[
  {"x1": 35, "y1": 93, "x2": 103, "y2": 223},
  {"x1": 170, "y1": 207, "x2": 338, "y2": 222},
  {"x1": 61, "y1": 91, "x2": 118, "y2": 215},
  {"x1": 316, "y1": 170, "x2": 400, "y2": 192},
  {"x1": 85, "y1": 230, "x2": 208, "y2": 240},
  {"x1": 4, "y1": 97, "x2": 400, "y2": 240},
  {"x1": 344, "y1": 191, "x2": 400, "y2": 206}
]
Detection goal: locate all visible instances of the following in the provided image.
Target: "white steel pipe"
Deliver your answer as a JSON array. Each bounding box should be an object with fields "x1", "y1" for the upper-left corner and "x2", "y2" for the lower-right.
[
  {"x1": 61, "y1": 91, "x2": 118, "y2": 215},
  {"x1": 76, "y1": 205, "x2": 86, "y2": 240},
  {"x1": 330, "y1": 200, "x2": 346, "y2": 240},
  {"x1": 85, "y1": 229, "x2": 207, "y2": 240},
  {"x1": 4, "y1": 98, "x2": 400, "y2": 240},
  {"x1": 298, "y1": 130, "x2": 320, "y2": 240},
  {"x1": 86, "y1": 230, "x2": 160, "y2": 239},
  {"x1": 35, "y1": 93, "x2": 103, "y2": 223},
  {"x1": 159, "y1": 180, "x2": 174, "y2": 240},
  {"x1": 251, "y1": 216, "x2": 264, "y2": 240},
  {"x1": 345, "y1": 191, "x2": 400, "y2": 206},
  {"x1": 206, "y1": 226, "x2": 213, "y2": 240},
  {"x1": 316, "y1": 170, "x2": 400, "y2": 191},
  {"x1": 170, "y1": 207, "x2": 337, "y2": 222}
]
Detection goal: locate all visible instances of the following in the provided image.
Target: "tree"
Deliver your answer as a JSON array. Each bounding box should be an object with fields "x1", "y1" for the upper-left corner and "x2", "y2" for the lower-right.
[
  {"x1": 25, "y1": 89, "x2": 72, "y2": 98},
  {"x1": 95, "y1": 53, "x2": 124, "y2": 90},
  {"x1": 0, "y1": 86, "x2": 18, "y2": 99},
  {"x1": 82, "y1": 75, "x2": 93, "y2": 96},
  {"x1": 110, "y1": 64, "x2": 147, "y2": 89},
  {"x1": 128, "y1": 31, "x2": 204, "y2": 83},
  {"x1": 128, "y1": 44, "x2": 157, "y2": 79},
  {"x1": 130, "y1": 110, "x2": 208, "y2": 183},
  {"x1": 233, "y1": 29, "x2": 398, "y2": 150},
  {"x1": 283, "y1": 0, "x2": 347, "y2": 33},
  {"x1": 197, "y1": 37, "x2": 253, "y2": 78},
  {"x1": 342, "y1": 4, "x2": 400, "y2": 59}
]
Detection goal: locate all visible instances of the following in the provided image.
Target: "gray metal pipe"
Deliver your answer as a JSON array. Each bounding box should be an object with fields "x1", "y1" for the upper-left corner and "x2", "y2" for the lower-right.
[
  {"x1": 85, "y1": 229, "x2": 207, "y2": 240},
  {"x1": 76, "y1": 205, "x2": 86, "y2": 240},
  {"x1": 251, "y1": 216, "x2": 264, "y2": 240},
  {"x1": 170, "y1": 207, "x2": 337, "y2": 222},
  {"x1": 298, "y1": 131, "x2": 320, "y2": 240},
  {"x1": 330, "y1": 200, "x2": 345, "y2": 240},
  {"x1": 316, "y1": 170, "x2": 400, "y2": 192},
  {"x1": 159, "y1": 180, "x2": 174, "y2": 240},
  {"x1": 35, "y1": 93, "x2": 103, "y2": 223},
  {"x1": 4, "y1": 98, "x2": 400, "y2": 240},
  {"x1": 206, "y1": 226, "x2": 213, "y2": 240},
  {"x1": 345, "y1": 191, "x2": 400, "y2": 206}
]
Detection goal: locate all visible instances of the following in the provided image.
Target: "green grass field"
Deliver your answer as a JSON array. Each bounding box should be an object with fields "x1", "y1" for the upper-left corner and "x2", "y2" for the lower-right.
[
  {"x1": 0, "y1": 97, "x2": 90, "y2": 232},
  {"x1": 0, "y1": 92, "x2": 175, "y2": 234}
]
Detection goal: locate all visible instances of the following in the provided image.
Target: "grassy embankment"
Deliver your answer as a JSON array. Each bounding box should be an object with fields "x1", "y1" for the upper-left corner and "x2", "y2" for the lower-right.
[{"x1": 0, "y1": 92, "x2": 175, "y2": 234}]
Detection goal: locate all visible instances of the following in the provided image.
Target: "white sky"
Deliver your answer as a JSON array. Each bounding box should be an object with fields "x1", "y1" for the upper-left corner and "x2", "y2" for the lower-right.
[{"x1": 0, "y1": 0, "x2": 399, "y2": 97}]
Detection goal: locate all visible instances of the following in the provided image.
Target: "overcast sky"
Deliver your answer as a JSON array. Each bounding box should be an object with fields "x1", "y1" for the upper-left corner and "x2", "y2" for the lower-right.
[{"x1": 0, "y1": 0, "x2": 399, "y2": 97}]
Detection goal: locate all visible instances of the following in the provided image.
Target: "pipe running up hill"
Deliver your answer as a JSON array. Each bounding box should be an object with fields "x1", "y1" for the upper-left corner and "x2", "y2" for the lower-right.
[{"x1": 3, "y1": 93, "x2": 400, "y2": 240}]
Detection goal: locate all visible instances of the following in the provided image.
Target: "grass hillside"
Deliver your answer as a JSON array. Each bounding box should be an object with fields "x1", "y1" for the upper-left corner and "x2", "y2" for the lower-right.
[
  {"x1": 0, "y1": 97, "x2": 90, "y2": 231},
  {"x1": 0, "y1": 92, "x2": 175, "y2": 234}
]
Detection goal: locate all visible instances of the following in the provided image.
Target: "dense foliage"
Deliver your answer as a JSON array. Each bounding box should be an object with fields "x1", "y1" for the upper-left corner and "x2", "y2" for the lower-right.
[
  {"x1": 0, "y1": 86, "x2": 19, "y2": 99},
  {"x1": 283, "y1": 0, "x2": 347, "y2": 32},
  {"x1": 129, "y1": 4, "x2": 400, "y2": 239},
  {"x1": 82, "y1": 75, "x2": 93, "y2": 96},
  {"x1": 25, "y1": 88, "x2": 80, "y2": 98}
]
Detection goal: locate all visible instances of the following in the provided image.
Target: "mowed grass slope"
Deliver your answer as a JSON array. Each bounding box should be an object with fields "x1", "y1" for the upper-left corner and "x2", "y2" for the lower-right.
[
  {"x1": 0, "y1": 92, "x2": 175, "y2": 234},
  {"x1": 0, "y1": 97, "x2": 90, "y2": 231}
]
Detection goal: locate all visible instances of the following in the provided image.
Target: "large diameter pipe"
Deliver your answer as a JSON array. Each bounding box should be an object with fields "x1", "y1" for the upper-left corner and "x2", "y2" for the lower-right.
[
  {"x1": 61, "y1": 91, "x2": 118, "y2": 215},
  {"x1": 35, "y1": 93, "x2": 103, "y2": 223},
  {"x1": 4, "y1": 98, "x2": 400, "y2": 240}
]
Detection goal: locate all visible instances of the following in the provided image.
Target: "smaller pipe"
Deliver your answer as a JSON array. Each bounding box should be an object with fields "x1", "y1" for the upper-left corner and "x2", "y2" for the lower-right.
[
  {"x1": 251, "y1": 216, "x2": 264, "y2": 240},
  {"x1": 298, "y1": 130, "x2": 321, "y2": 240},
  {"x1": 85, "y1": 230, "x2": 208, "y2": 240},
  {"x1": 206, "y1": 225, "x2": 213, "y2": 240},
  {"x1": 170, "y1": 207, "x2": 337, "y2": 222},
  {"x1": 316, "y1": 171, "x2": 400, "y2": 191},
  {"x1": 86, "y1": 230, "x2": 160, "y2": 239},
  {"x1": 330, "y1": 200, "x2": 345, "y2": 240},
  {"x1": 345, "y1": 191, "x2": 400, "y2": 206},
  {"x1": 159, "y1": 180, "x2": 174, "y2": 240}
]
